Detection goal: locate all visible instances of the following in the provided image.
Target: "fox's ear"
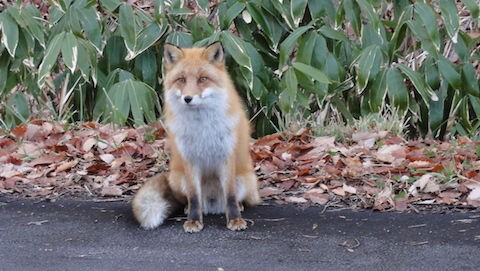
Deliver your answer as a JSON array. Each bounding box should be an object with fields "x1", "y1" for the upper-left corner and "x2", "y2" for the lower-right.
[
  {"x1": 163, "y1": 43, "x2": 183, "y2": 67},
  {"x1": 204, "y1": 42, "x2": 224, "y2": 64}
]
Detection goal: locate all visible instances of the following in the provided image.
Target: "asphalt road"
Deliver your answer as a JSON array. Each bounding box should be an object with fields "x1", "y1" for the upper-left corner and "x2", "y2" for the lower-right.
[{"x1": 1, "y1": 197, "x2": 479, "y2": 271}]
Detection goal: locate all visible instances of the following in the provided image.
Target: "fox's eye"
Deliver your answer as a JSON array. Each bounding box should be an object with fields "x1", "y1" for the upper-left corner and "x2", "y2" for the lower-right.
[
  {"x1": 198, "y1": 77, "x2": 208, "y2": 83},
  {"x1": 177, "y1": 77, "x2": 186, "y2": 83}
]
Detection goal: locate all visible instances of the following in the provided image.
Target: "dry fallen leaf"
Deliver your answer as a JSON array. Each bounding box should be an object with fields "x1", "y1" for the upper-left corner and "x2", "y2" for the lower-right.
[
  {"x1": 408, "y1": 174, "x2": 440, "y2": 196},
  {"x1": 375, "y1": 144, "x2": 406, "y2": 164}
]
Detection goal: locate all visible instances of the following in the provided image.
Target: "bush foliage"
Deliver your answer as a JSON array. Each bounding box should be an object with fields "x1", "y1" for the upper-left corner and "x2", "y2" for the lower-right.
[{"x1": 0, "y1": 0, "x2": 479, "y2": 138}]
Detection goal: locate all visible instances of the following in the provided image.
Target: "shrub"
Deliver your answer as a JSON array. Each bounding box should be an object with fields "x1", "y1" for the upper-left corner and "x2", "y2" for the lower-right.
[{"x1": 0, "y1": 0, "x2": 479, "y2": 139}]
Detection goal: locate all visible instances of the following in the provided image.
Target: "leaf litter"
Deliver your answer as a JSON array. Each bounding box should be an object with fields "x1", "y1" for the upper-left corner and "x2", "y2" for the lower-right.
[{"x1": 1, "y1": 121, "x2": 480, "y2": 212}]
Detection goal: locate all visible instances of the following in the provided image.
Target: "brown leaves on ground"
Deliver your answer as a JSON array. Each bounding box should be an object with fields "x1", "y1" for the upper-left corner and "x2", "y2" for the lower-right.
[
  {"x1": 252, "y1": 129, "x2": 480, "y2": 211},
  {"x1": 1, "y1": 121, "x2": 480, "y2": 212},
  {"x1": 0, "y1": 120, "x2": 167, "y2": 198}
]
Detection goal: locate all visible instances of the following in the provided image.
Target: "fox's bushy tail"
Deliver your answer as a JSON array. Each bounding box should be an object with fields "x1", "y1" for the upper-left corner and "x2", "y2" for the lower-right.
[{"x1": 132, "y1": 173, "x2": 181, "y2": 229}]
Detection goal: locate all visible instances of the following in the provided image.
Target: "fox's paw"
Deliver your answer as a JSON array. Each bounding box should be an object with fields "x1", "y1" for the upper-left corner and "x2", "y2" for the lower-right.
[
  {"x1": 227, "y1": 217, "x2": 247, "y2": 231},
  {"x1": 183, "y1": 220, "x2": 204, "y2": 233}
]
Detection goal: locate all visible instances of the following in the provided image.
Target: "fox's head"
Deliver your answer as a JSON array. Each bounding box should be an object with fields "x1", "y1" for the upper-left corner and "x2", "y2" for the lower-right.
[{"x1": 163, "y1": 42, "x2": 231, "y2": 108}]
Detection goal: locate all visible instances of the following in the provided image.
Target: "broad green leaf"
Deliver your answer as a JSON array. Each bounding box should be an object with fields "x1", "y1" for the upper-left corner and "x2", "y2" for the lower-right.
[
  {"x1": 319, "y1": 26, "x2": 349, "y2": 43},
  {"x1": 103, "y1": 36, "x2": 127, "y2": 72},
  {"x1": 424, "y1": 57, "x2": 440, "y2": 90},
  {"x1": 308, "y1": 0, "x2": 335, "y2": 22},
  {"x1": 279, "y1": 68, "x2": 298, "y2": 113},
  {"x1": 166, "y1": 31, "x2": 193, "y2": 47},
  {"x1": 357, "y1": 0, "x2": 381, "y2": 27},
  {"x1": 290, "y1": 0, "x2": 308, "y2": 28},
  {"x1": 221, "y1": 31, "x2": 253, "y2": 89},
  {"x1": 440, "y1": 0, "x2": 459, "y2": 43},
  {"x1": 397, "y1": 64, "x2": 438, "y2": 107},
  {"x1": 100, "y1": 0, "x2": 121, "y2": 12},
  {"x1": 414, "y1": 2, "x2": 440, "y2": 52},
  {"x1": 0, "y1": 52, "x2": 9, "y2": 95},
  {"x1": 429, "y1": 82, "x2": 448, "y2": 136},
  {"x1": 246, "y1": 4, "x2": 273, "y2": 45},
  {"x1": 119, "y1": 3, "x2": 137, "y2": 54},
  {"x1": 106, "y1": 80, "x2": 130, "y2": 125},
  {"x1": 0, "y1": 12, "x2": 19, "y2": 57},
  {"x1": 127, "y1": 80, "x2": 159, "y2": 126},
  {"x1": 368, "y1": 70, "x2": 388, "y2": 113},
  {"x1": 292, "y1": 62, "x2": 330, "y2": 84},
  {"x1": 296, "y1": 31, "x2": 317, "y2": 65},
  {"x1": 61, "y1": 32, "x2": 78, "y2": 73},
  {"x1": 126, "y1": 22, "x2": 167, "y2": 60},
  {"x1": 356, "y1": 45, "x2": 382, "y2": 94},
  {"x1": 6, "y1": 92, "x2": 29, "y2": 123},
  {"x1": 462, "y1": 63, "x2": 480, "y2": 96},
  {"x1": 389, "y1": 5, "x2": 413, "y2": 56},
  {"x1": 38, "y1": 32, "x2": 65, "y2": 85},
  {"x1": 20, "y1": 6, "x2": 45, "y2": 48},
  {"x1": 279, "y1": 22, "x2": 314, "y2": 69},
  {"x1": 77, "y1": 40, "x2": 91, "y2": 80},
  {"x1": 438, "y1": 57, "x2": 461, "y2": 90},
  {"x1": 221, "y1": 2, "x2": 245, "y2": 29},
  {"x1": 134, "y1": 50, "x2": 157, "y2": 88},
  {"x1": 78, "y1": 7, "x2": 103, "y2": 52},
  {"x1": 386, "y1": 67, "x2": 409, "y2": 111},
  {"x1": 343, "y1": 0, "x2": 361, "y2": 35}
]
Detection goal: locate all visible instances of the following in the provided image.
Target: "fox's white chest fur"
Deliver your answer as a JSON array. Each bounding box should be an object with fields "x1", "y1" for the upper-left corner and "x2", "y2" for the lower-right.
[{"x1": 166, "y1": 87, "x2": 238, "y2": 173}]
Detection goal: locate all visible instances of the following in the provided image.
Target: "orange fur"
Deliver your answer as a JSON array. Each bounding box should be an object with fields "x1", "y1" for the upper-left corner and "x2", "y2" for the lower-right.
[{"x1": 132, "y1": 42, "x2": 260, "y2": 232}]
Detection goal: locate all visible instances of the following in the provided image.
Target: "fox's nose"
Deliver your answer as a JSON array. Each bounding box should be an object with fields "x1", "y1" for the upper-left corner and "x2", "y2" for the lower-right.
[{"x1": 184, "y1": 96, "x2": 193, "y2": 104}]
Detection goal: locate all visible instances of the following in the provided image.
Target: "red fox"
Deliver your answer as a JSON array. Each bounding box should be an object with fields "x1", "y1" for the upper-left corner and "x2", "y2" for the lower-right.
[{"x1": 132, "y1": 42, "x2": 261, "y2": 232}]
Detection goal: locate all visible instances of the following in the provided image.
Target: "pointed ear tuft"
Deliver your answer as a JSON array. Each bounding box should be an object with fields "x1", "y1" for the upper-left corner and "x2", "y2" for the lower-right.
[
  {"x1": 204, "y1": 42, "x2": 224, "y2": 63},
  {"x1": 163, "y1": 43, "x2": 183, "y2": 67}
]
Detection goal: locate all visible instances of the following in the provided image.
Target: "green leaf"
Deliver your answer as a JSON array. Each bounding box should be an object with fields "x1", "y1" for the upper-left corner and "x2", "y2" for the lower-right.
[
  {"x1": 78, "y1": 7, "x2": 103, "y2": 52},
  {"x1": 61, "y1": 32, "x2": 78, "y2": 73},
  {"x1": 363, "y1": 70, "x2": 387, "y2": 113},
  {"x1": 319, "y1": 25, "x2": 349, "y2": 43},
  {"x1": 38, "y1": 32, "x2": 65, "y2": 85},
  {"x1": 438, "y1": 57, "x2": 461, "y2": 90},
  {"x1": 462, "y1": 63, "x2": 480, "y2": 96},
  {"x1": 20, "y1": 6, "x2": 45, "y2": 48},
  {"x1": 220, "y1": 31, "x2": 253, "y2": 89},
  {"x1": 100, "y1": 0, "x2": 121, "y2": 12},
  {"x1": 386, "y1": 67, "x2": 409, "y2": 111},
  {"x1": 279, "y1": 68, "x2": 298, "y2": 113},
  {"x1": 343, "y1": 0, "x2": 361, "y2": 35},
  {"x1": 127, "y1": 80, "x2": 159, "y2": 126},
  {"x1": 166, "y1": 31, "x2": 193, "y2": 47},
  {"x1": 290, "y1": 0, "x2": 308, "y2": 28},
  {"x1": 397, "y1": 63, "x2": 438, "y2": 107},
  {"x1": 423, "y1": 57, "x2": 440, "y2": 90},
  {"x1": 414, "y1": 2, "x2": 440, "y2": 53},
  {"x1": 119, "y1": 3, "x2": 137, "y2": 54},
  {"x1": 356, "y1": 45, "x2": 382, "y2": 94},
  {"x1": 134, "y1": 50, "x2": 157, "y2": 88},
  {"x1": 221, "y1": 2, "x2": 245, "y2": 29},
  {"x1": 126, "y1": 22, "x2": 167, "y2": 60},
  {"x1": 0, "y1": 52, "x2": 9, "y2": 95},
  {"x1": 0, "y1": 12, "x2": 19, "y2": 57},
  {"x1": 308, "y1": 0, "x2": 335, "y2": 22},
  {"x1": 279, "y1": 22, "x2": 314, "y2": 69},
  {"x1": 440, "y1": 0, "x2": 459, "y2": 43},
  {"x1": 292, "y1": 62, "x2": 330, "y2": 84}
]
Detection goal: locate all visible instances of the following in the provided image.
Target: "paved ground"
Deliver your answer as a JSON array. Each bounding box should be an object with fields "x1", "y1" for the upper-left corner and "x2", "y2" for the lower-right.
[{"x1": 1, "y1": 197, "x2": 479, "y2": 271}]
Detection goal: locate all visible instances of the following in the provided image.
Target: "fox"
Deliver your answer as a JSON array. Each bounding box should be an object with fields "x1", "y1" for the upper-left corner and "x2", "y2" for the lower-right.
[{"x1": 132, "y1": 42, "x2": 261, "y2": 232}]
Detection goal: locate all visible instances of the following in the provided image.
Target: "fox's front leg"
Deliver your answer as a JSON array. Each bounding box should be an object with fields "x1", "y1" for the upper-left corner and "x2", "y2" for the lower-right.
[
  {"x1": 183, "y1": 166, "x2": 203, "y2": 233},
  {"x1": 221, "y1": 160, "x2": 247, "y2": 231}
]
